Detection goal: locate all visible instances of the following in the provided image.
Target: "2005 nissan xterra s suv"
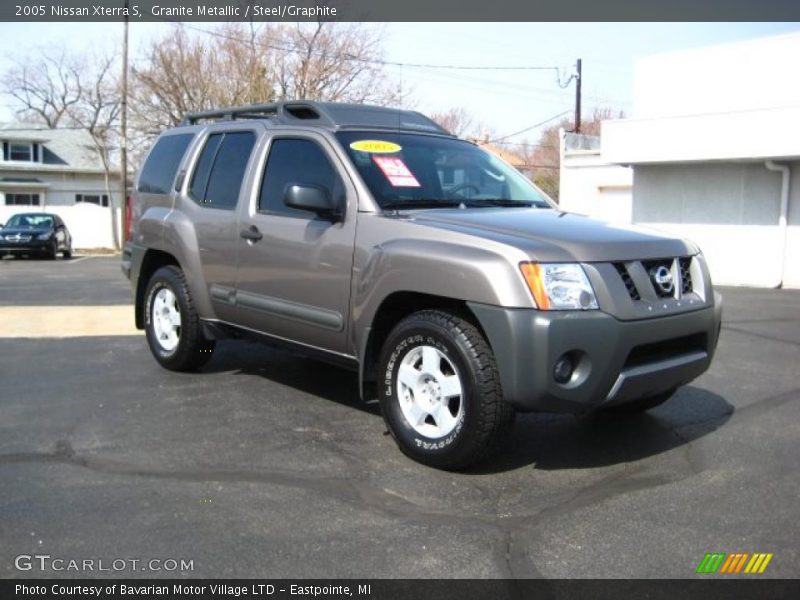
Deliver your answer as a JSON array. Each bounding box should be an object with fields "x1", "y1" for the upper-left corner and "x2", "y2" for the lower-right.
[{"x1": 122, "y1": 101, "x2": 722, "y2": 469}]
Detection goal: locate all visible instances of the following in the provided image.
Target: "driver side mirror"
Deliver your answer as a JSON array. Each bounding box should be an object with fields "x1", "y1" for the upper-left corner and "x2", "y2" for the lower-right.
[{"x1": 284, "y1": 184, "x2": 342, "y2": 221}]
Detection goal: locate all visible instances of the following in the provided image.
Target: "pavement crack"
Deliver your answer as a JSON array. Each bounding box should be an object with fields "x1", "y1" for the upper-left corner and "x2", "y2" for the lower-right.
[
  {"x1": 0, "y1": 444, "x2": 495, "y2": 528},
  {"x1": 730, "y1": 388, "x2": 800, "y2": 422},
  {"x1": 721, "y1": 324, "x2": 800, "y2": 347}
]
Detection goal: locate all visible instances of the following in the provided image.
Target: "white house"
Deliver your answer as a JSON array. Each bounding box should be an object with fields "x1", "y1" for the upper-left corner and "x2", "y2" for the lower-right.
[
  {"x1": 559, "y1": 32, "x2": 800, "y2": 288},
  {"x1": 0, "y1": 123, "x2": 122, "y2": 248}
]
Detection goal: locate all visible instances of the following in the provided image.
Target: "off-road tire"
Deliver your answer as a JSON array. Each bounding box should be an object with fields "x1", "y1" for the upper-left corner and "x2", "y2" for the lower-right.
[
  {"x1": 144, "y1": 265, "x2": 215, "y2": 371},
  {"x1": 378, "y1": 309, "x2": 514, "y2": 470}
]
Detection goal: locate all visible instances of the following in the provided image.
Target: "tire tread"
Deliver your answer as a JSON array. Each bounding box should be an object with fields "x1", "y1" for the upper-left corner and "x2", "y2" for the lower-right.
[
  {"x1": 145, "y1": 265, "x2": 214, "y2": 372},
  {"x1": 383, "y1": 309, "x2": 514, "y2": 469}
]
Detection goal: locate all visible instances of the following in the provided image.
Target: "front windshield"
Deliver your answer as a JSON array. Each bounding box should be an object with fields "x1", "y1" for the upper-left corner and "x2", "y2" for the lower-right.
[
  {"x1": 335, "y1": 131, "x2": 552, "y2": 209},
  {"x1": 5, "y1": 214, "x2": 53, "y2": 229}
]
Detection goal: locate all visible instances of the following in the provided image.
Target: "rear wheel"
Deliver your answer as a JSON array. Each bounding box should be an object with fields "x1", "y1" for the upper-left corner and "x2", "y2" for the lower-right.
[
  {"x1": 378, "y1": 309, "x2": 514, "y2": 470},
  {"x1": 144, "y1": 265, "x2": 215, "y2": 371}
]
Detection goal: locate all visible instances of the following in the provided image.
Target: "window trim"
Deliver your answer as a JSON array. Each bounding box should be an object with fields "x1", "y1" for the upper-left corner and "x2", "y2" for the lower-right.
[
  {"x1": 4, "y1": 192, "x2": 41, "y2": 206},
  {"x1": 185, "y1": 128, "x2": 258, "y2": 211},
  {"x1": 254, "y1": 134, "x2": 347, "y2": 220},
  {"x1": 75, "y1": 193, "x2": 109, "y2": 207},
  {"x1": 8, "y1": 142, "x2": 35, "y2": 163}
]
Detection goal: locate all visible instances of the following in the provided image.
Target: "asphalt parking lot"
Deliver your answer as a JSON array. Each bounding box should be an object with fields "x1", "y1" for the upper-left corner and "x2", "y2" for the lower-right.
[{"x1": 0, "y1": 256, "x2": 798, "y2": 578}]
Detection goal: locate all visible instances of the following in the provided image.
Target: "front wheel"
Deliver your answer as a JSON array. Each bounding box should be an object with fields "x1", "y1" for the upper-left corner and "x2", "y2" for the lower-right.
[
  {"x1": 378, "y1": 310, "x2": 514, "y2": 470},
  {"x1": 144, "y1": 265, "x2": 215, "y2": 371}
]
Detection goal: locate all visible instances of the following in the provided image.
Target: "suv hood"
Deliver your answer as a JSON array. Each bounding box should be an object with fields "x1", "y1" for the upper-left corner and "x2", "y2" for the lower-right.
[{"x1": 406, "y1": 208, "x2": 695, "y2": 262}]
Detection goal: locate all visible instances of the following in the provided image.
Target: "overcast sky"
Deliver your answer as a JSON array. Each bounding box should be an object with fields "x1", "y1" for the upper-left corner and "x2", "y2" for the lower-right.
[{"x1": 1, "y1": 21, "x2": 798, "y2": 144}]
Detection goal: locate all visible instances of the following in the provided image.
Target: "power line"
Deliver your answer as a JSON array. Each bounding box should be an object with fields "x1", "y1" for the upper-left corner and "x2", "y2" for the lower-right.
[
  {"x1": 176, "y1": 24, "x2": 579, "y2": 147},
  {"x1": 179, "y1": 23, "x2": 567, "y2": 74},
  {"x1": 493, "y1": 140, "x2": 558, "y2": 149},
  {"x1": 393, "y1": 66, "x2": 576, "y2": 102},
  {"x1": 486, "y1": 110, "x2": 571, "y2": 143}
]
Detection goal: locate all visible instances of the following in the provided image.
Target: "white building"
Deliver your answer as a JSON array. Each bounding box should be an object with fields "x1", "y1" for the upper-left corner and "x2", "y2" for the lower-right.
[
  {"x1": 560, "y1": 32, "x2": 800, "y2": 288},
  {"x1": 0, "y1": 124, "x2": 122, "y2": 248},
  {"x1": 558, "y1": 132, "x2": 632, "y2": 223}
]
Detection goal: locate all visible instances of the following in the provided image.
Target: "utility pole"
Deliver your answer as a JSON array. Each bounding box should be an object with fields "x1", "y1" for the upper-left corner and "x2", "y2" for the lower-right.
[
  {"x1": 574, "y1": 58, "x2": 582, "y2": 133},
  {"x1": 120, "y1": 0, "x2": 129, "y2": 243}
]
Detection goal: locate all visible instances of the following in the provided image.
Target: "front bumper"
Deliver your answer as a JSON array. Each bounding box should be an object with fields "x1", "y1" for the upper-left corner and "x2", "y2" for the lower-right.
[
  {"x1": 0, "y1": 240, "x2": 52, "y2": 254},
  {"x1": 469, "y1": 295, "x2": 722, "y2": 413}
]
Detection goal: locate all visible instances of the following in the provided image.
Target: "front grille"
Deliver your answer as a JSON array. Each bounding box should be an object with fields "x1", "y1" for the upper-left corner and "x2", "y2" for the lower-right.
[
  {"x1": 614, "y1": 263, "x2": 640, "y2": 301},
  {"x1": 679, "y1": 257, "x2": 693, "y2": 294},
  {"x1": 624, "y1": 333, "x2": 707, "y2": 369},
  {"x1": 612, "y1": 256, "x2": 696, "y2": 301},
  {"x1": 641, "y1": 259, "x2": 675, "y2": 298}
]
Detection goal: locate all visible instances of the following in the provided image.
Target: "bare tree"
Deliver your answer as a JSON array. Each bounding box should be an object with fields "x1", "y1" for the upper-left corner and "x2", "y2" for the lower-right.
[
  {"x1": 129, "y1": 22, "x2": 399, "y2": 153},
  {"x1": 273, "y1": 23, "x2": 398, "y2": 104},
  {"x1": 1, "y1": 50, "x2": 83, "y2": 127},
  {"x1": 67, "y1": 53, "x2": 122, "y2": 249},
  {"x1": 429, "y1": 107, "x2": 473, "y2": 137},
  {"x1": 1, "y1": 48, "x2": 123, "y2": 248},
  {"x1": 130, "y1": 26, "x2": 227, "y2": 132}
]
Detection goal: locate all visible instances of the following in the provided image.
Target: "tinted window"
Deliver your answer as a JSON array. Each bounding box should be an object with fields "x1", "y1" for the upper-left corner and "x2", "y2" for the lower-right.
[
  {"x1": 259, "y1": 138, "x2": 343, "y2": 217},
  {"x1": 188, "y1": 134, "x2": 223, "y2": 203},
  {"x1": 189, "y1": 131, "x2": 255, "y2": 210},
  {"x1": 138, "y1": 134, "x2": 194, "y2": 194}
]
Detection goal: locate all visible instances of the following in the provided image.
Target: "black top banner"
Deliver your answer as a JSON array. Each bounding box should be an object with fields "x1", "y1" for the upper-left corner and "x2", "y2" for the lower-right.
[{"x1": 3, "y1": 0, "x2": 800, "y2": 22}]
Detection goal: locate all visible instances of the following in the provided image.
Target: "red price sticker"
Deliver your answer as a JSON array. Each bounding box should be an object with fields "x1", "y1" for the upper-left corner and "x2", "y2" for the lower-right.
[{"x1": 372, "y1": 156, "x2": 421, "y2": 187}]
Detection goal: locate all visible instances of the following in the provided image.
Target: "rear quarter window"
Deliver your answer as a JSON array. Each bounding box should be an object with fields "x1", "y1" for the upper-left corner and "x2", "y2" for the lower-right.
[{"x1": 137, "y1": 133, "x2": 194, "y2": 194}]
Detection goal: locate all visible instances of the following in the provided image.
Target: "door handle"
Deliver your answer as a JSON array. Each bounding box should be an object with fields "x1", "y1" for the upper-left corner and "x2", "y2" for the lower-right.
[{"x1": 240, "y1": 225, "x2": 263, "y2": 242}]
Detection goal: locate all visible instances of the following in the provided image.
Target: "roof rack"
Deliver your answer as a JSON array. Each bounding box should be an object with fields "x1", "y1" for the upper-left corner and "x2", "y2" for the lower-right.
[
  {"x1": 182, "y1": 103, "x2": 281, "y2": 125},
  {"x1": 181, "y1": 100, "x2": 453, "y2": 136}
]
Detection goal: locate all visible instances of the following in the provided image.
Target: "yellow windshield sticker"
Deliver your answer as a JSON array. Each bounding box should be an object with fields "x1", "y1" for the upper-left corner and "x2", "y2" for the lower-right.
[{"x1": 349, "y1": 140, "x2": 402, "y2": 154}]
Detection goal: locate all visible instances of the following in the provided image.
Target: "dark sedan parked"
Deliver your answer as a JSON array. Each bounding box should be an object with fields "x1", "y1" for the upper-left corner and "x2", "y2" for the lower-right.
[{"x1": 0, "y1": 213, "x2": 72, "y2": 259}]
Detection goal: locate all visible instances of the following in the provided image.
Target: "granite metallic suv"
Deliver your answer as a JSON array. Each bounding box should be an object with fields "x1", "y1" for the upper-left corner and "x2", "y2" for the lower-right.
[{"x1": 122, "y1": 101, "x2": 722, "y2": 469}]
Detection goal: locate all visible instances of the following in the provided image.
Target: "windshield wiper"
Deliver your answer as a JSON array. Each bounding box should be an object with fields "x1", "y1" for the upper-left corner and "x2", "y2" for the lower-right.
[
  {"x1": 381, "y1": 199, "x2": 463, "y2": 211},
  {"x1": 459, "y1": 199, "x2": 542, "y2": 208}
]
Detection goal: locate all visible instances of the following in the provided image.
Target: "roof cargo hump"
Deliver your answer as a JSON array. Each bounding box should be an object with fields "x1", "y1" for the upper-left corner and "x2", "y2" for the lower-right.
[{"x1": 181, "y1": 100, "x2": 452, "y2": 136}]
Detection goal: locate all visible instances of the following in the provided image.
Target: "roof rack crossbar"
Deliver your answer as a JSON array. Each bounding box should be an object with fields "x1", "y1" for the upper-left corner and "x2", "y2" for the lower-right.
[{"x1": 182, "y1": 103, "x2": 281, "y2": 125}]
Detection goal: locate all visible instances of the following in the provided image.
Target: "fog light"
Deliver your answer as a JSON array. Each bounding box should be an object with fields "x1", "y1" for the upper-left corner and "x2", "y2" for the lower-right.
[{"x1": 553, "y1": 354, "x2": 574, "y2": 384}]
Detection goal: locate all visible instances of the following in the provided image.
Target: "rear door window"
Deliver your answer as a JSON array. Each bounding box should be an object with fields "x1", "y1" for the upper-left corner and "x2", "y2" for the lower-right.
[
  {"x1": 189, "y1": 131, "x2": 256, "y2": 210},
  {"x1": 188, "y1": 134, "x2": 223, "y2": 203},
  {"x1": 138, "y1": 133, "x2": 194, "y2": 194}
]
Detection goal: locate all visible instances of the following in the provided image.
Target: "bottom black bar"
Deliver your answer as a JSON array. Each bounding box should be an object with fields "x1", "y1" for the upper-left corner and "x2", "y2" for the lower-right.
[{"x1": 3, "y1": 579, "x2": 800, "y2": 600}]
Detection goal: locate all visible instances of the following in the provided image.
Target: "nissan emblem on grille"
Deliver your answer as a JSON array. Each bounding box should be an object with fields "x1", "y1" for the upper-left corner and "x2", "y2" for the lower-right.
[{"x1": 650, "y1": 265, "x2": 674, "y2": 295}]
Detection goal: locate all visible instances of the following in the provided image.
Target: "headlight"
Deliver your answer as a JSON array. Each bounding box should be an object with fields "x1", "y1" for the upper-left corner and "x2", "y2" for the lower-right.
[
  {"x1": 519, "y1": 262, "x2": 599, "y2": 310},
  {"x1": 37, "y1": 232, "x2": 53, "y2": 240}
]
